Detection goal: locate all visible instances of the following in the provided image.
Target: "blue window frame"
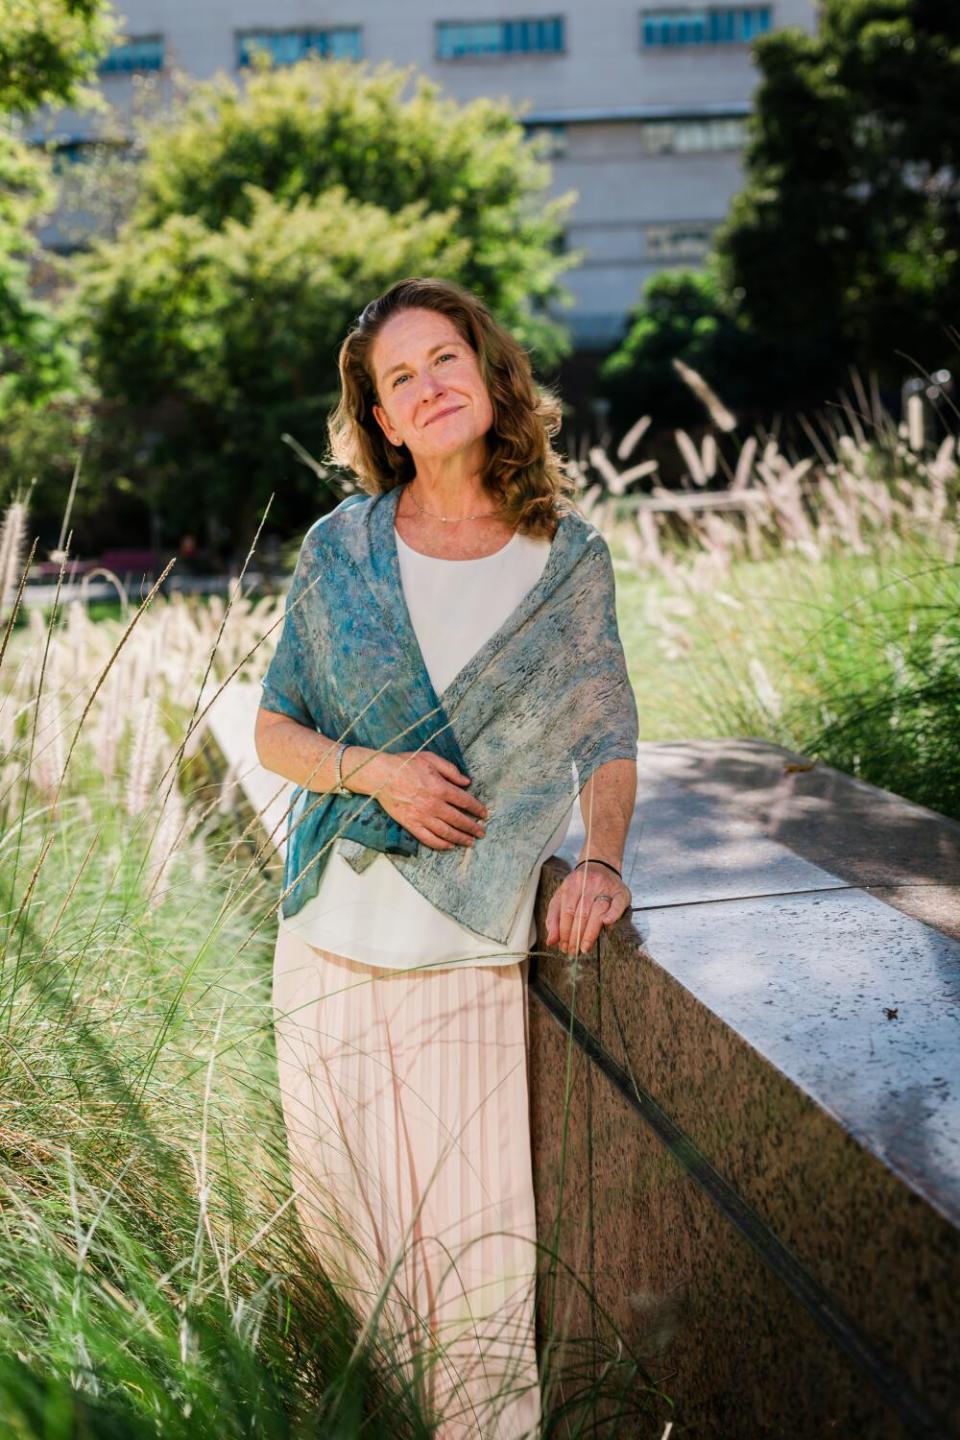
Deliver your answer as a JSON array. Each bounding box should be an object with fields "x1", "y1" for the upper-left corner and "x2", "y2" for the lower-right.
[
  {"x1": 436, "y1": 16, "x2": 565, "y2": 59},
  {"x1": 48, "y1": 136, "x2": 130, "y2": 174},
  {"x1": 236, "y1": 28, "x2": 363, "y2": 68},
  {"x1": 98, "y1": 36, "x2": 164, "y2": 74},
  {"x1": 522, "y1": 120, "x2": 568, "y2": 157},
  {"x1": 641, "y1": 7, "x2": 771, "y2": 46}
]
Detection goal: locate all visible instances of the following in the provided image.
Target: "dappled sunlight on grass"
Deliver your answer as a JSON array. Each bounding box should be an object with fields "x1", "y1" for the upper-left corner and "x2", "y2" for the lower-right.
[{"x1": 0, "y1": 548, "x2": 666, "y2": 1436}]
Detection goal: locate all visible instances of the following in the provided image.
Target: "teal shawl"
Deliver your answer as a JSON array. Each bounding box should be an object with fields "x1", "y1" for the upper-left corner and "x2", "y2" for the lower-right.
[{"x1": 259, "y1": 484, "x2": 638, "y2": 945}]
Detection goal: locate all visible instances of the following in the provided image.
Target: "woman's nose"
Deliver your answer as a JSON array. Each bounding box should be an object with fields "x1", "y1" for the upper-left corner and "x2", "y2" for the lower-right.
[{"x1": 421, "y1": 388, "x2": 444, "y2": 409}]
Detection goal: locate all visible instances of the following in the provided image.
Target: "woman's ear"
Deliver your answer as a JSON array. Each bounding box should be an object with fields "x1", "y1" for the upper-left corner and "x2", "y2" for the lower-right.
[{"x1": 372, "y1": 402, "x2": 401, "y2": 446}]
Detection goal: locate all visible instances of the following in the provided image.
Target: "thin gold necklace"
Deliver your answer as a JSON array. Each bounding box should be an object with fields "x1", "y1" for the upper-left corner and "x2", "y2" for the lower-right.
[{"x1": 404, "y1": 482, "x2": 501, "y2": 524}]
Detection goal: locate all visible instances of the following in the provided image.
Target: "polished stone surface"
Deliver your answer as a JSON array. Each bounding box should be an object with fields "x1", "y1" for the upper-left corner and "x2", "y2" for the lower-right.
[
  {"x1": 533, "y1": 737, "x2": 960, "y2": 1438},
  {"x1": 625, "y1": 738, "x2": 960, "y2": 937},
  {"x1": 533, "y1": 883, "x2": 960, "y2": 1438},
  {"x1": 559, "y1": 769, "x2": 851, "y2": 907},
  {"x1": 557, "y1": 741, "x2": 960, "y2": 1230}
]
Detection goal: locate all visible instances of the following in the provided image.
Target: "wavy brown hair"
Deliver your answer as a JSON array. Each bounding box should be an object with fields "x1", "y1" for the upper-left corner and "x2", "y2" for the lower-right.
[{"x1": 326, "y1": 276, "x2": 579, "y2": 539}]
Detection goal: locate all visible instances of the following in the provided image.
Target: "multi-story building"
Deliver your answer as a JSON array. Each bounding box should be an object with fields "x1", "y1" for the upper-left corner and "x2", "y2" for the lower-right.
[{"x1": 31, "y1": 2, "x2": 818, "y2": 348}]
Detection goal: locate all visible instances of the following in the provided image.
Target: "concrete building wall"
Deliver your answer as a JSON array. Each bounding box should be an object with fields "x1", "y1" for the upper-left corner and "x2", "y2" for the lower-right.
[{"x1": 30, "y1": 1, "x2": 819, "y2": 346}]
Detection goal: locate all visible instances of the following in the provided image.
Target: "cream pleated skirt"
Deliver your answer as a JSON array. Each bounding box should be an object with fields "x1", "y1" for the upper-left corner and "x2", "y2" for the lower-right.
[{"x1": 271, "y1": 926, "x2": 543, "y2": 1439}]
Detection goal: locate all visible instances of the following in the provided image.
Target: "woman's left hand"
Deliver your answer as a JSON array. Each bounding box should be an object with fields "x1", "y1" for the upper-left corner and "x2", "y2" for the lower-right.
[{"x1": 544, "y1": 861, "x2": 632, "y2": 957}]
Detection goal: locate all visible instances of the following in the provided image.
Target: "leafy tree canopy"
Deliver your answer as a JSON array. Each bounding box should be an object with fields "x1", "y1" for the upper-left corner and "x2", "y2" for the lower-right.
[
  {"x1": 0, "y1": 0, "x2": 115, "y2": 415},
  {"x1": 715, "y1": 0, "x2": 960, "y2": 384},
  {"x1": 73, "y1": 58, "x2": 578, "y2": 547},
  {"x1": 75, "y1": 184, "x2": 470, "y2": 414},
  {"x1": 130, "y1": 59, "x2": 575, "y2": 362},
  {"x1": 0, "y1": 0, "x2": 116, "y2": 113},
  {"x1": 601, "y1": 266, "x2": 735, "y2": 428},
  {"x1": 601, "y1": 0, "x2": 960, "y2": 430},
  {"x1": 598, "y1": 262, "x2": 801, "y2": 434}
]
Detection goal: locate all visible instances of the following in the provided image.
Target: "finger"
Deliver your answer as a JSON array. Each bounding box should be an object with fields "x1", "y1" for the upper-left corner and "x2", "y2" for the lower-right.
[
  {"x1": 579, "y1": 903, "x2": 610, "y2": 954},
  {"x1": 603, "y1": 894, "x2": 628, "y2": 926},
  {"x1": 430, "y1": 815, "x2": 479, "y2": 846},
  {"x1": 548, "y1": 887, "x2": 569, "y2": 946},
  {"x1": 575, "y1": 903, "x2": 601, "y2": 955},
  {"x1": 441, "y1": 782, "x2": 488, "y2": 818},
  {"x1": 544, "y1": 893, "x2": 561, "y2": 946},
  {"x1": 561, "y1": 888, "x2": 610, "y2": 954},
  {"x1": 591, "y1": 896, "x2": 624, "y2": 949},
  {"x1": 415, "y1": 825, "x2": 455, "y2": 850},
  {"x1": 578, "y1": 898, "x2": 607, "y2": 956},
  {"x1": 559, "y1": 896, "x2": 580, "y2": 954},
  {"x1": 432, "y1": 756, "x2": 473, "y2": 786},
  {"x1": 555, "y1": 880, "x2": 627, "y2": 953},
  {"x1": 437, "y1": 801, "x2": 486, "y2": 838},
  {"x1": 556, "y1": 895, "x2": 569, "y2": 951},
  {"x1": 559, "y1": 890, "x2": 585, "y2": 953}
]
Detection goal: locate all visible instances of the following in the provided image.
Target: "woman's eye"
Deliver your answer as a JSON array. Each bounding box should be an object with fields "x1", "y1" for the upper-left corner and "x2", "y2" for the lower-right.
[{"x1": 392, "y1": 353, "x2": 456, "y2": 388}]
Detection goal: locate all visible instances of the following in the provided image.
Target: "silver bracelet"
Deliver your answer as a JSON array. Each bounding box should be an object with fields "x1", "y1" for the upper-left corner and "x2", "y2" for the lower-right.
[{"x1": 332, "y1": 739, "x2": 351, "y2": 796}]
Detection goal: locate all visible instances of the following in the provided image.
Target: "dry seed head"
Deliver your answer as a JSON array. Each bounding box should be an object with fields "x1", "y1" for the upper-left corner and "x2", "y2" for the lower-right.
[
  {"x1": 146, "y1": 780, "x2": 190, "y2": 908},
  {"x1": 674, "y1": 429, "x2": 708, "y2": 487},
  {"x1": 124, "y1": 684, "x2": 161, "y2": 816},
  {"x1": 748, "y1": 657, "x2": 782, "y2": 719},
  {"x1": 0, "y1": 500, "x2": 28, "y2": 621},
  {"x1": 702, "y1": 432, "x2": 718, "y2": 480},
  {"x1": 617, "y1": 415, "x2": 652, "y2": 460},
  {"x1": 589, "y1": 445, "x2": 628, "y2": 494},
  {"x1": 671, "y1": 357, "x2": 737, "y2": 431},
  {"x1": 731, "y1": 435, "x2": 757, "y2": 492},
  {"x1": 618, "y1": 460, "x2": 659, "y2": 485}
]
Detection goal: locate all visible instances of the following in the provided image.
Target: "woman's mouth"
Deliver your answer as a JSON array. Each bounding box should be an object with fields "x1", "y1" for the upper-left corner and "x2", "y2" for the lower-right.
[{"x1": 425, "y1": 405, "x2": 464, "y2": 426}]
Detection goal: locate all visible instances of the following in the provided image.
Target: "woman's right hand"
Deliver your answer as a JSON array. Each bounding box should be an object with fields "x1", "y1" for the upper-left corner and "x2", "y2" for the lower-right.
[{"x1": 373, "y1": 750, "x2": 489, "y2": 850}]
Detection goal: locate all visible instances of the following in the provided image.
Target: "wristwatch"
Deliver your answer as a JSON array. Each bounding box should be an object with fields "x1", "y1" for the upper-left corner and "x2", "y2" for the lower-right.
[{"x1": 331, "y1": 739, "x2": 352, "y2": 796}]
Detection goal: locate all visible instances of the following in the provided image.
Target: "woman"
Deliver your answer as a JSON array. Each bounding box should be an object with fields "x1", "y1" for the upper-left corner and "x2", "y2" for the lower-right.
[{"x1": 255, "y1": 277, "x2": 638, "y2": 1438}]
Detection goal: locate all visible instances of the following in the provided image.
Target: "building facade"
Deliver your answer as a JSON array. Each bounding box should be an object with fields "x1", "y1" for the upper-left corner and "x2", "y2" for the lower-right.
[{"x1": 33, "y1": 1, "x2": 818, "y2": 347}]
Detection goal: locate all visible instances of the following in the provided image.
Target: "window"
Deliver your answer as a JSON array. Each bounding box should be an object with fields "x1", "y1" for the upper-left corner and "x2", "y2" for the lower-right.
[
  {"x1": 436, "y1": 17, "x2": 565, "y2": 59},
  {"x1": 48, "y1": 136, "x2": 130, "y2": 176},
  {"x1": 641, "y1": 7, "x2": 771, "y2": 46},
  {"x1": 644, "y1": 221, "x2": 716, "y2": 259},
  {"x1": 523, "y1": 121, "x2": 568, "y2": 158},
  {"x1": 236, "y1": 28, "x2": 362, "y2": 68},
  {"x1": 98, "y1": 36, "x2": 164, "y2": 74},
  {"x1": 642, "y1": 7, "x2": 707, "y2": 44},
  {"x1": 640, "y1": 115, "x2": 748, "y2": 153},
  {"x1": 50, "y1": 139, "x2": 94, "y2": 167}
]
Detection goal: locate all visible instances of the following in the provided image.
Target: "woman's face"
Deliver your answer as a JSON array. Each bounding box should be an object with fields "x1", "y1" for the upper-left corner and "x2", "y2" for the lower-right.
[{"x1": 369, "y1": 307, "x2": 494, "y2": 465}]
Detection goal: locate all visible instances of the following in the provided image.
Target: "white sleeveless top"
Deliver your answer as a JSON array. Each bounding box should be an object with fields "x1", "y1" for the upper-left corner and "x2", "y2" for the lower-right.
[{"x1": 278, "y1": 524, "x2": 574, "y2": 971}]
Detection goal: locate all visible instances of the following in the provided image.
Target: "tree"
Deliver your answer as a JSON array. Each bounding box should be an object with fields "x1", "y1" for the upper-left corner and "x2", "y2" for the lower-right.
[
  {"x1": 72, "y1": 58, "x2": 578, "y2": 549},
  {"x1": 600, "y1": 1, "x2": 960, "y2": 432},
  {"x1": 0, "y1": 0, "x2": 116, "y2": 114},
  {"x1": 0, "y1": 0, "x2": 116, "y2": 413},
  {"x1": 597, "y1": 262, "x2": 796, "y2": 434},
  {"x1": 714, "y1": 0, "x2": 960, "y2": 395}
]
